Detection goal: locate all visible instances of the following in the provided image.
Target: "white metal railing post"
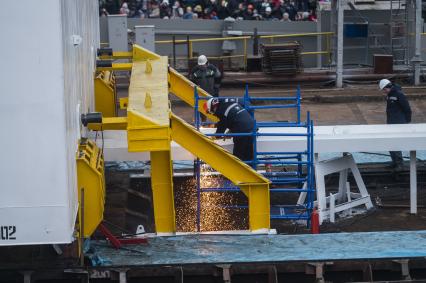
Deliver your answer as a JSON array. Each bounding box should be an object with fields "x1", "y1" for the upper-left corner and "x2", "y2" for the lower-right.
[{"x1": 410, "y1": 150, "x2": 417, "y2": 214}]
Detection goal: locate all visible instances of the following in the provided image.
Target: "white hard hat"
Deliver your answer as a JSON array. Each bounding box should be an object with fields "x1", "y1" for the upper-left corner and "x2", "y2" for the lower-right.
[
  {"x1": 379, "y1": 79, "x2": 391, "y2": 90},
  {"x1": 265, "y1": 6, "x2": 272, "y2": 12},
  {"x1": 198, "y1": 55, "x2": 208, "y2": 66},
  {"x1": 203, "y1": 98, "x2": 219, "y2": 114}
]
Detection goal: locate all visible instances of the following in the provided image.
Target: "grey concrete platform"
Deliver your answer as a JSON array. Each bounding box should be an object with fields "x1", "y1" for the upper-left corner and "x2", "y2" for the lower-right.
[{"x1": 92, "y1": 230, "x2": 426, "y2": 266}]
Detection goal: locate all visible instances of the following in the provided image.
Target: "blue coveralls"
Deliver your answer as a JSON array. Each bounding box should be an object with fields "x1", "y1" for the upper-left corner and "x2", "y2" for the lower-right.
[
  {"x1": 213, "y1": 98, "x2": 255, "y2": 161},
  {"x1": 386, "y1": 84, "x2": 412, "y2": 167}
]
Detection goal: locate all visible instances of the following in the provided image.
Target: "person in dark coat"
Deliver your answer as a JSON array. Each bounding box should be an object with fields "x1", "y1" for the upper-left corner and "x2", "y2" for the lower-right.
[
  {"x1": 189, "y1": 55, "x2": 222, "y2": 97},
  {"x1": 379, "y1": 79, "x2": 412, "y2": 169},
  {"x1": 204, "y1": 98, "x2": 255, "y2": 162}
]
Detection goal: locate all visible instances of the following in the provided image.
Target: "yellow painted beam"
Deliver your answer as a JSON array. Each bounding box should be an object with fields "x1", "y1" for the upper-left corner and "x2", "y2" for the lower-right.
[
  {"x1": 94, "y1": 71, "x2": 117, "y2": 117},
  {"x1": 122, "y1": 44, "x2": 175, "y2": 234},
  {"x1": 99, "y1": 51, "x2": 133, "y2": 60},
  {"x1": 150, "y1": 150, "x2": 176, "y2": 234},
  {"x1": 243, "y1": 184, "x2": 270, "y2": 232},
  {"x1": 168, "y1": 67, "x2": 218, "y2": 122},
  {"x1": 128, "y1": 58, "x2": 169, "y2": 125},
  {"x1": 119, "y1": 97, "x2": 129, "y2": 109},
  {"x1": 76, "y1": 140, "x2": 105, "y2": 237},
  {"x1": 88, "y1": 117, "x2": 128, "y2": 131},
  {"x1": 133, "y1": 44, "x2": 161, "y2": 61},
  {"x1": 97, "y1": 63, "x2": 133, "y2": 71},
  {"x1": 170, "y1": 114, "x2": 270, "y2": 231},
  {"x1": 127, "y1": 54, "x2": 171, "y2": 152}
]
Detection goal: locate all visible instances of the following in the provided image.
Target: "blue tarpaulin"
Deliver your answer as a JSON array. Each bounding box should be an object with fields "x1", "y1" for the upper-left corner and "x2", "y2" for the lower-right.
[{"x1": 91, "y1": 231, "x2": 426, "y2": 266}]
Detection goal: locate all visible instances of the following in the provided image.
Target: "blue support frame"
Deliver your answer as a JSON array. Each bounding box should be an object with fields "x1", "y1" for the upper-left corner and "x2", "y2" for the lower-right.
[{"x1": 193, "y1": 85, "x2": 315, "y2": 229}]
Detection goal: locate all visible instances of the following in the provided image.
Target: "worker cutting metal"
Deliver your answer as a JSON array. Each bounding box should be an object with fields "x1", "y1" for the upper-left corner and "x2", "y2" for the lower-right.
[
  {"x1": 379, "y1": 79, "x2": 412, "y2": 170},
  {"x1": 204, "y1": 97, "x2": 255, "y2": 162}
]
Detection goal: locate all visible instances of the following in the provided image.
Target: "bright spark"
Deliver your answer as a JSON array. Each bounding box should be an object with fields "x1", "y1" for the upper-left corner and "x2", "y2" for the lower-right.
[{"x1": 175, "y1": 163, "x2": 247, "y2": 232}]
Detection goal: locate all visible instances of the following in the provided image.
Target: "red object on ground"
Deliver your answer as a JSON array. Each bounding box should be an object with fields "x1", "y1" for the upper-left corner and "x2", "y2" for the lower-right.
[
  {"x1": 98, "y1": 223, "x2": 148, "y2": 249},
  {"x1": 311, "y1": 208, "x2": 320, "y2": 234}
]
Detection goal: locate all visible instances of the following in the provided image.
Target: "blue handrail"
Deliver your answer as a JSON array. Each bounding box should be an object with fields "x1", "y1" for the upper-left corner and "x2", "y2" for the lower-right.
[{"x1": 193, "y1": 84, "x2": 315, "y2": 229}]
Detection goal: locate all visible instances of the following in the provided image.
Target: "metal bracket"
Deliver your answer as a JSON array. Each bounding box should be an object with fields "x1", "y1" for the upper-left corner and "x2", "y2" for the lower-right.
[
  {"x1": 393, "y1": 259, "x2": 411, "y2": 280},
  {"x1": 20, "y1": 270, "x2": 33, "y2": 283},
  {"x1": 174, "y1": 266, "x2": 184, "y2": 283},
  {"x1": 217, "y1": 264, "x2": 232, "y2": 283},
  {"x1": 267, "y1": 265, "x2": 278, "y2": 283},
  {"x1": 306, "y1": 262, "x2": 325, "y2": 283},
  {"x1": 300, "y1": 154, "x2": 373, "y2": 224},
  {"x1": 112, "y1": 268, "x2": 129, "y2": 283},
  {"x1": 362, "y1": 262, "x2": 373, "y2": 282}
]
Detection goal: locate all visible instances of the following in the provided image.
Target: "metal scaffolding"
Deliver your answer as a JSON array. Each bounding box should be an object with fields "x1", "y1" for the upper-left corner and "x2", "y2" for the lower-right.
[{"x1": 193, "y1": 86, "x2": 315, "y2": 230}]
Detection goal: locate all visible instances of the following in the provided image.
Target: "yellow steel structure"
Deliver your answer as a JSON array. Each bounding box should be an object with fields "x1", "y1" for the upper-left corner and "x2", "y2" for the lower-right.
[
  {"x1": 150, "y1": 150, "x2": 176, "y2": 233},
  {"x1": 97, "y1": 63, "x2": 133, "y2": 71},
  {"x1": 76, "y1": 139, "x2": 105, "y2": 238},
  {"x1": 99, "y1": 51, "x2": 133, "y2": 60},
  {"x1": 171, "y1": 114, "x2": 270, "y2": 231},
  {"x1": 89, "y1": 44, "x2": 270, "y2": 233},
  {"x1": 119, "y1": 97, "x2": 129, "y2": 109},
  {"x1": 168, "y1": 68, "x2": 218, "y2": 122},
  {"x1": 127, "y1": 55, "x2": 171, "y2": 152},
  {"x1": 94, "y1": 71, "x2": 117, "y2": 117},
  {"x1": 125, "y1": 45, "x2": 176, "y2": 234},
  {"x1": 88, "y1": 117, "x2": 127, "y2": 131}
]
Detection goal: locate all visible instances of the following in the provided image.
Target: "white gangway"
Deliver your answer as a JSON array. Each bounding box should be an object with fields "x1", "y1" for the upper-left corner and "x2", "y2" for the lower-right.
[{"x1": 98, "y1": 123, "x2": 426, "y2": 223}]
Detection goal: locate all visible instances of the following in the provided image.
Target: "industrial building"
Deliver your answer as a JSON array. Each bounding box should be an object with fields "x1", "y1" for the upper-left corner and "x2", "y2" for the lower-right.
[{"x1": 1, "y1": 0, "x2": 426, "y2": 282}]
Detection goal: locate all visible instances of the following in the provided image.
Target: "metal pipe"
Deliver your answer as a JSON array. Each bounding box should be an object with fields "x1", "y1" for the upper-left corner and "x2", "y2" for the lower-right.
[
  {"x1": 413, "y1": 0, "x2": 422, "y2": 85},
  {"x1": 80, "y1": 187, "x2": 85, "y2": 266},
  {"x1": 205, "y1": 133, "x2": 310, "y2": 137},
  {"x1": 256, "y1": 122, "x2": 308, "y2": 127},
  {"x1": 253, "y1": 28, "x2": 259, "y2": 56},
  {"x1": 194, "y1": 87, "x2": 201, "y2": 232},
  {"x1": 172, "y1": 36, "x2": 176, "y2": 68},
  {"x1": 257, "y1": 151, "x2": 307, "y2": 155},
  {"x1": 336, "y1": 0, "x2": 344, "y2": 88},
  {"x1": 186, "y1": 36, "x2": 190, "y2": 71},
  {"x1": 243, "y1": 38, "x2": 248, "y2": 71},
  {"x1": 220, "y1": 72, "x2": 411, "y2": 85},
  {"x1": 297, "y1": 85, "x2": 301, "y2": 123}
]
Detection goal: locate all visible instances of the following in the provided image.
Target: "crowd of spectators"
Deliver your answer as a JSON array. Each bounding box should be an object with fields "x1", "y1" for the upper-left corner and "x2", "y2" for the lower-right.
[{"x1": 100, "y1": 0, "x2": 329, "y2": 21}]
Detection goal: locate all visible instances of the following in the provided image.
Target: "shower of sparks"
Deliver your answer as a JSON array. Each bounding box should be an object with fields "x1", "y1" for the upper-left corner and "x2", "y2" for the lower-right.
[{"x1": 175, "y1": 164, "x2": 247, "y2": 232}]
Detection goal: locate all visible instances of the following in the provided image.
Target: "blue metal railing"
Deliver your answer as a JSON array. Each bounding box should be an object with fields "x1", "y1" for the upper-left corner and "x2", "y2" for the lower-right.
[{"x1": 193, "y1": 85, "x2": 314, "y2": 231}]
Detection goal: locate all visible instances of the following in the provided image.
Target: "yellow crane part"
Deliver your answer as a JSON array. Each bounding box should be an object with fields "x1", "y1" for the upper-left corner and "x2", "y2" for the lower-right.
[
  {"x1": 127, "y1": 53, "x2": 171, "y2": 152},
  {"x1": 125, "y1": 46, "x2": 176, "y2": 232},
  {"x1": 94, "y1": 71, "x2": 117, "y2": 117},
  {"x1": 133, "y1": 44, "x2": 161, "y2": 61},
  {"x1": 86, "y1": 44, "x2": 270, "y2": 233},
  {"x1": 76, "y1": 139, "x2": 105, "y2": 238},
  {"x1": 168, "y1": 67, "x2": 219, "y2": 123},
  {"x1": 150, "y1": 150, "x2": 176, "y2": 234},
  {"x1": 97, "y1": 63, "x2": 133, "y2": 71},
  {"x1": 99, "y1": 51, "x2": 133, "y2": 60},
  {"x1": 88, "y1": 117, "x2": 128, "y2": 131},
  {"x1": 170, "y1": 114, "x2": 270, "y2": 231}
]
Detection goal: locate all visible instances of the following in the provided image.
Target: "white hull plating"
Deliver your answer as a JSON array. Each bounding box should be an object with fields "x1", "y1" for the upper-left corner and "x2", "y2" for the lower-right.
[{"x1": 0, "y1": 0, "x2": 99, "y2": 246}]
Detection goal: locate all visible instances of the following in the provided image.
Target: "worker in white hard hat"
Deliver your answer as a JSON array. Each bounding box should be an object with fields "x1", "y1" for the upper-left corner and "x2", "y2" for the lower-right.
[
  {"x1": 190, "y1": 55, "x2": 222, "y2": 122},
  {"x1": 190, "y1": 55, "x2": 222, "y2": 98},
  {"x1": 203, "y1": 97, "x2": 255, "y2": 161},
  {"x1": 379, "y1": 79, "x2": 412, "y2": 170}
]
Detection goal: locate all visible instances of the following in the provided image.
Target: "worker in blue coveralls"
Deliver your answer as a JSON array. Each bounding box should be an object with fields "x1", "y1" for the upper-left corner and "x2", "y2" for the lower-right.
[
  {"x1": 379, "y1": 79, "x2": 412, "y2": 170},
  {"x1": 204, "y1": 97, "x2": 255, "y2": 162}
]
